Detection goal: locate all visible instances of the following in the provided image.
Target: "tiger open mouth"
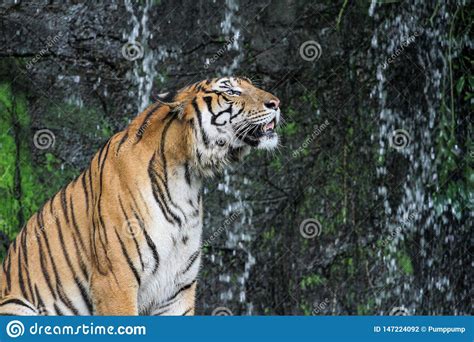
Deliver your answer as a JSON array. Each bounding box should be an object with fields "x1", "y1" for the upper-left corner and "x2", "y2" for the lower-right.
[{"x1": 240, "y1": 118, "x2": 278, "y2": 145}]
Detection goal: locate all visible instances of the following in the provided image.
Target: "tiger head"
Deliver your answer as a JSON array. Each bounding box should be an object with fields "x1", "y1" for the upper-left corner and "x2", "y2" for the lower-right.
[{"x1": 165, "y1": 77, "x2": 281, "y2": 173}]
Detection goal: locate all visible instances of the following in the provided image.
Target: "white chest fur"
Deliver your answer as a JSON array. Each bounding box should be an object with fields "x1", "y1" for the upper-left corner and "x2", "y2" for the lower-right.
[{"x1": 137, "y1": 167, "x2": 202, "y2": 315}]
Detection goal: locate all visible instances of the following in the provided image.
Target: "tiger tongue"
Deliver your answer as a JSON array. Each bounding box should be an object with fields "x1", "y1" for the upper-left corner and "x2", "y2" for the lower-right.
[{"x1": 263, "y1": 121, "x2": 275, "y2": 132}]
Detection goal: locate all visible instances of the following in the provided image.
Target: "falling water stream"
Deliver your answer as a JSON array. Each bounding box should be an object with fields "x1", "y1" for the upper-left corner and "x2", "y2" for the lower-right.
[
  {"x1": 212, "y1": 0, "x2": 256, "y2": 314},
  {"x1": 369, "y1": 0, "x2": 469, "y2": 314},
  {"x1": 123, "y1": 0, "x2": 157, "y2": 113}
]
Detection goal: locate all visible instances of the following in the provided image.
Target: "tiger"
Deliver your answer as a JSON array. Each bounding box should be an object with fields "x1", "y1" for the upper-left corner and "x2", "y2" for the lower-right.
[{"x1": 0, "y1": 76, "x2": 281, "y2": 315}]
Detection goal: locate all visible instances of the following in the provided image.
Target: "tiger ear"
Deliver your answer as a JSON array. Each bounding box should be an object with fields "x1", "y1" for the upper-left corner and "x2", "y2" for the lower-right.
[
  {"x1": 238, "y1": 76, "x2": 253, "y2": 84},
  {"x1": 171, "y1": 100, "x2": 193, "y2": 121}
]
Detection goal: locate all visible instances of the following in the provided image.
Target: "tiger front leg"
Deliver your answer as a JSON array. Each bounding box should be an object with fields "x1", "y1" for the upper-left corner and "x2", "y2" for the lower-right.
[
  {"x1": 90, "y1": 269, "x2": 139, "y2": 315},
  {"x1": 151, "y1": 281, "x2": 197, "y2": 316},
  {"x1": 89, "y1": 227, "x2": 141, "y2": 315}
]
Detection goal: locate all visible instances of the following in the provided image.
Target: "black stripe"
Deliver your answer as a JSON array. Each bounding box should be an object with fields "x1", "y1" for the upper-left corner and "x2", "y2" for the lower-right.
[
  {"x1": 97, "y1": 139, "x2": 112, "y2": 245},
  {"x1": 81, "y1": 171, "x2": 90, "y2": 213},
  {"x1": 141, "y1": 222, "x2": 160, "y2": 274},
  {"x1": 18, "y1": 228, "x2": 33, "y2": 300},
  {"x1": 230, "y1": 106, "x2": 244, "y2": 123},
  {"x1": 159, "y1": 115, "x2": 187, "y2": 223},
  {"x1": 17, "y1": 242, "x2": 27, "y2": 298},
  {"x1": 53, "y1": 303, "x2": 64, "y2": 315},
  {"x1": 92, "y1": 139, "x2": 114, "y2": 276},
  {"x1": 75, "y1": 276, "x2": 93, "y2": 314},
  {"x1": 135, "y1": 102, "x2": 162, "y2": 144},
  {"x1": 184, "y1": 161, "x2": 192, "y2": 185},
  {"x1": 0, "y1": 298, "x2": 36, "y2": 312},
  {"x1": 192, "y1": 98, "x2": 209, "y2": 146},
  {"x1": 60, "y1": 186, "x2": 70, "y2": 225},
  {"x1": 202, "y1": 96, "x2": 215, "y2": 115},
  {"x1": 34, "y1": 285, "x2": 45, "y2": 312},
  {"x1": 69, "y1": 195, "x2": 87, "y2": 252},
  {"x1": 69, "y1": 195, "x2": 89, "y2": 282},
  {"x1": 182, "y1": 250, "x2": 201, "y2": 274},
  {"x1": 36, "y1": 231, "x2": 56, "y2": 300},
  {"x1": 40, "y1": 212, "x2": 79, "y2": 314},
  {"x1": 182, "y1": 307, "x2": 193, "y2": 315},
  {"x1": 114, "y1": 229, "x2": 141, "y2": 285},
  {"x1": 55, "y1": 213, "x2": 90, "y2": 313},
  {"x1": 118, "y1": 197, "x2": 145, "y2": 271},
  {"x1": 165, "y1": 281, "x2": 195, "y2": 303},
  {"x1": 116, "y1": 131, "x2": 129, "y2": 155},
  {"x1": 87, "y1": 165, "x2": 93, "y2": 203},
  {"x1": 148, "y1": 155, "x2": 181, "y2": 226},
  {"x1": 126, "y1": 193, "x2": 160, "y2": 274}
]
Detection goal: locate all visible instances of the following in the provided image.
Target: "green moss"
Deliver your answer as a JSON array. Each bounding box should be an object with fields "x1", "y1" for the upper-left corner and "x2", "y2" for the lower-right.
[
  {"x1": 0, "y1": 83, "x2": 36, "y2": 239},
  {"x1": 397, "y1": 251, "x2": 414, "y2": 275},
  {"x1": 262, "y1": 226, "x2": 276, "y2": 241},
  {"x1": 300, "y1": 273, "x2": 326, "y2": 290},
  {"x1": 300, "y1": 302, "x2": 312, "y2": 316}
]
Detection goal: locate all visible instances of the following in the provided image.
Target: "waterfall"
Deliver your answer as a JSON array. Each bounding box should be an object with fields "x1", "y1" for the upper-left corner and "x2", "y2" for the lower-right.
[
  {"x1": 369, "y1": 0, "x2": 469, "y2": 314},
  {"x1": 207, "y1": 166, "x2": 256, "y2": 314},
  {"x1": 218, "y1": 0, "x2": 243, "y2": 76},
  {"x1": 123, "y1": 0, "x2": 157, "y2": 113},
  {"x1": 202, "y1": 0, "x2": 254, "y2": 315}
]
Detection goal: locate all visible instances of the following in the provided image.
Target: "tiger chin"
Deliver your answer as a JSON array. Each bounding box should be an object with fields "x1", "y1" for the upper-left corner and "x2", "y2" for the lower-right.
[{"x1": 0, "y1": 76, "x2": 281, "y2": 316}]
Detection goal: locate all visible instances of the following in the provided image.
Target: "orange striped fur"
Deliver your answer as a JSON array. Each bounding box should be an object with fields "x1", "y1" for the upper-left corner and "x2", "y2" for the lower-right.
[{"x1": 0, "y1": 77, "x2": 281, "y2": 315}]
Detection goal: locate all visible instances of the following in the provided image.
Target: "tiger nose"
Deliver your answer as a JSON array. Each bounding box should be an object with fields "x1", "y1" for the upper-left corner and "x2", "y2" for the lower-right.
[{"x1": 264, "y1": 99, "x2": 280, "y2": 110}]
